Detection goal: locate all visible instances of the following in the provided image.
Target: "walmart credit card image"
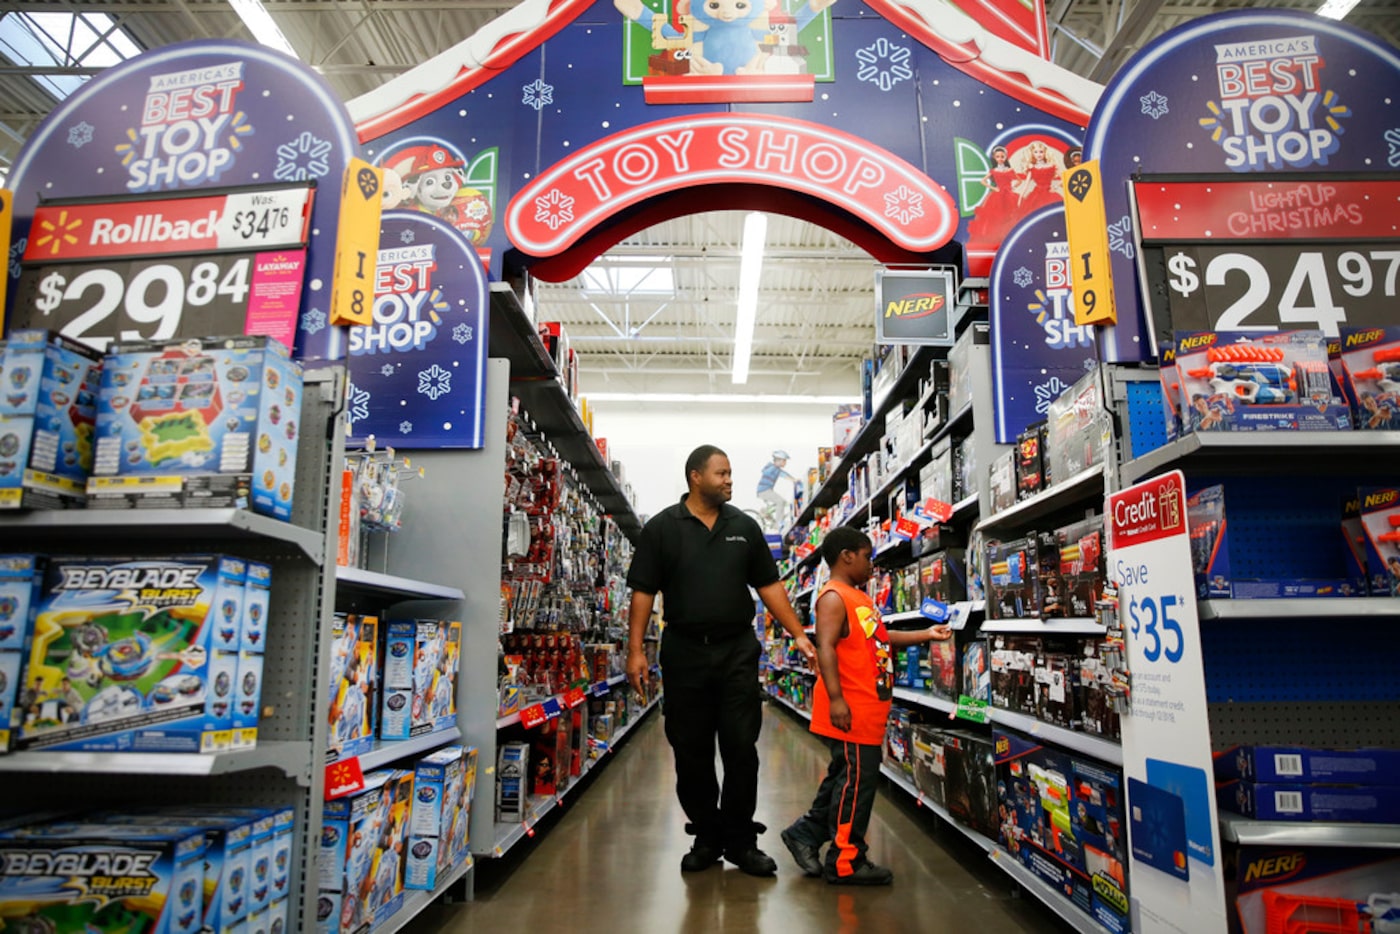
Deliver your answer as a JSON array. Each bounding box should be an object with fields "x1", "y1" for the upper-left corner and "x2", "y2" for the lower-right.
[
  {"x1": 1146, "y1": 757, "x2": 1215, "y2": 867},
  {"x1": 1129, "y1": 777, "x2": 1189, "y2": 881}
]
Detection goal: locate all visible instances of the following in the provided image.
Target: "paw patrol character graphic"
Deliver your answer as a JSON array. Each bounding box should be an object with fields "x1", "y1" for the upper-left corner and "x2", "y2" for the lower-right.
[{"x1": 380, "y1": 144, "x2": 495, "y2": 245}]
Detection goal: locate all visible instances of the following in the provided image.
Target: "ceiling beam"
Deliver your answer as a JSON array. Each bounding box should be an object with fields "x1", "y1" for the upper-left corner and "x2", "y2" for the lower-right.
[{"x1": 1089, "y1": 0, "x2": 1170, "y2": 82}]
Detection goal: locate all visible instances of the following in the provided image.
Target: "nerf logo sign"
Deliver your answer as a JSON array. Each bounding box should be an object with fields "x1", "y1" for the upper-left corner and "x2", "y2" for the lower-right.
[
  {"x1": 995, "y1": 737, "x2": 1010, "y2": 756},
  {"x1": 1177, "y1": 333, "x2": 1218, "y2": 352},
  {"x1": 1345, "y1": 329, "x2": 1385, "y2": 347},
  {"x1": 1363, "y1": 489, "x2": 1399, "y2": 509},
  {"x1": 1243, "y1": 852, "x2": 1305, "y2": 884},
  {"x1": 884, "y1": 293, "x2": 946, "y2": 320}
]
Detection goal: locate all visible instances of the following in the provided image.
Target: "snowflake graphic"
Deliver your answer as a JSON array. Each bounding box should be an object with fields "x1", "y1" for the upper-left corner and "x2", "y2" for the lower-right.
[
  {"x1": 535, "y1": 189, "x2": 575, "y2": 231},
  {"x1": 1107, "y1": 215, "x2": 1136, "y2": 259},
  {"x1": 399, "y1": 228, "x2": 416, "y2": 244},
  {"x1": 1083, "y1": 357, "x2": 1099, "y2": 372},
  {"x1": 452, "y1": 323, "x2": 474, "y2": 345},
  {"x1": 1386, "y1": 128, "x2": 1400, "y2": 168},
  {"x1": 1033, "y1": 377, "x2": 1071, "y2": 414},
  {"x1": 347, "y1": 381, "x2": 371, "y2": 424},
  {"x1": 8, "y1": 238, "x2": 27, "y2": 281},
  {"x1": 380, "y1": 364, "x2": 396, "y2": 377},
  {"x1": 855, "y1": 38, "x2": 913, "y2": 92},
  {"x1": 1140, "y1": 91, "x2": 1170, "y2": 120},
  {"x1": 883, "y1": 186, "x2": 924, "y2": 226},
  {"x1": 399, "y1": 420, "x2": 414, "y2": 435},
  {"x1": 418, "y1": 364, "x2": 452, "y2": 401},
  {"x1": 301, "y1": 308, "x2": 327, "y2": 336},
  {"x1": 275, "y1": 131, "x2": 333, "y2": 181},
  {"x1": 1013, "y1": 267, "x2": 1034, "y2": 288},
  {"x1": 67, "y1": 122, "x2": 94, "y2": 149},
  {"x1": 523, "y1": 79, "x2": 554, "y2": 111}
]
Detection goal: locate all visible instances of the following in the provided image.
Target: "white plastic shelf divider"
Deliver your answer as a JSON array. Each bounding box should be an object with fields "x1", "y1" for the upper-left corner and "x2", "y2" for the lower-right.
[
  {"x1": 879, "y1": 762, "x2": 993, "y2": 852},
  {"x1": 1199, "y1": 598, "x2": 1400, "y2": 620},
  {"x1": 892, "y1": 686, "x2": 958, "y2": 716},
  {"x1": 952, "y1": 493, "x2": 979, "y2": 520},
  {"x1": 334, "y1": 566, "x2": 466, "y2": 601},
  {"x1": 0, "y1": 741, "x2": 312, "y2": 783},
  {"x1": 987, "y1": 847, "x2": 1103, "y2": 934},
  {"x1": 976, "y1": 465, "x2": 1105, "y2": 534},
  {"x1": 2, "y1": 508, "x2": 325, "y2": 564},
  {"x1": 987, "y1": 708, "x2": 1123, "y2": 765},
  {"x1": 980, "y1": 618, "x2": 1106, "y2": 635},
  {"x1": 374, "y1": 854, "x2": 475, "y2": 934},
  {"x1": 883, "y1": 610, "x2": 926, "y2": 624},
  {"x1": 1219, "y1": 813, "x2": 1400, "y2": 848},
  {"x1": 357, "y1": 727, "x2": 463, "y2": 774}
]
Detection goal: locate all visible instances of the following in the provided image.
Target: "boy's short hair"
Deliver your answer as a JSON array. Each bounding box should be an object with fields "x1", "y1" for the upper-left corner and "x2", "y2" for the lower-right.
[{"x1": 822, "y1": 526, "x2": 872, "y2": 567}]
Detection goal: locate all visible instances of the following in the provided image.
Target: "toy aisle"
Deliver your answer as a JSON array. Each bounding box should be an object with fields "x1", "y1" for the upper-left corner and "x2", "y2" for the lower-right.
[{"x1": 0, "y1": 1, "x2": 1398, "y2": 933}]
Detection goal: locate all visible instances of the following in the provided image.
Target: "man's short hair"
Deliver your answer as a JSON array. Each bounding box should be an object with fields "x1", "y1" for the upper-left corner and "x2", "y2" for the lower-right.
[
  {"x1": 822, "y1": 526, "x2": 872, "y2": 567},
  {"x1": 685, "y1": 444, "x2": 727, "y2": 483}
]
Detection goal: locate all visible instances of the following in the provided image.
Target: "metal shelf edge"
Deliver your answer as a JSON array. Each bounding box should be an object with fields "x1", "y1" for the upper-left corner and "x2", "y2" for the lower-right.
[
  {"x1": 0, "y1": 740, "x2": 312, "y2": 781},
  {"x1": 1, "y1": 508, "x2": 325, "y2": 563},
  {"x1": 879, "y1": 762, "x2": 994, "y2": 853},
  {"x1": 375, "y1": 855, "x2": 475, "y2": 934},
  {"x1": 980, "y1": 618, "x2": 1106, "y2": 635},
  {"x1": 892, "y1": 687, "x2": 958, "y2": 715},
  {"x1": 987, "y1": 708, "x2": 1123, "y2": 765},
  {"x1": 1200, "y1": 598, "x2": 1400, "y2": 619},
  {"x1": 977, "y1": 466, "x2": 1105, "y2": 533},
  {"x1": 335, "y1": 566, "x2": 466, "y2": 601},
  {"x1": 1218, "y1": 813, "x2": 1400, "y2": 848},
  {"x1": 987, "y1": 848, "x2": 1103, "y2": 934},
  {"x1": 358, "y1": 727, "x2": 464, "y2": 773}
]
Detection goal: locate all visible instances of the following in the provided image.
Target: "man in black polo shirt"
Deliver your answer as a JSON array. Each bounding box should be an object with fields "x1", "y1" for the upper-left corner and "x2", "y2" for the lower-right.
[{"x1": 626, "y1": 444, "x2": 816, "y2": 876}]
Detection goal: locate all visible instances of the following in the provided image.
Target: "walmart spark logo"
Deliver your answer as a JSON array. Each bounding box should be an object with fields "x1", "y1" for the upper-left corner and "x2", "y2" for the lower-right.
[{"x1": 31, "y1": 209, "x2": 83, "y2": 256}]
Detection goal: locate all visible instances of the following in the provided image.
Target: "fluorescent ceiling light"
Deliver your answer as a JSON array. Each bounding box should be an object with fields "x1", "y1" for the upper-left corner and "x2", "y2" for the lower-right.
[
  {"x1": 731, "y1": 212, "x2": 767, "y2": 385},
  {"x1": 228, "y1": 0, "x2": 300, "y2": 59},
  {"x1": 585, "y1": 393, "x2": 856, "y2": 405},
  {"x1": 1315, "y1": 0, "x2": 1360, "y2": 18}
]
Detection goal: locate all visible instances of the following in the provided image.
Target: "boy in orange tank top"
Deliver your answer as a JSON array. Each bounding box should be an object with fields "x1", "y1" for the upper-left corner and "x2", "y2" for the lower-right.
[{"x1": 781, "y1": 526, "x2": 953, "y2": 884}]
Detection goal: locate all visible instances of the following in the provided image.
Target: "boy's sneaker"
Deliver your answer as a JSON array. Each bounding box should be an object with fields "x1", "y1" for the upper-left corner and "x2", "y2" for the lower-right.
[
  {"x1": 680, "y1": 841, "x2": 725, "y2": 872},
  {"x1": 780, "y1": 828, "x2": 823, "y2": 877},
  {"x1": 825, "y1": 861, "x2": 894, "y2": 885},
  {"x1": 724, "y1": 845, "x2": 778, "y2": 876}
]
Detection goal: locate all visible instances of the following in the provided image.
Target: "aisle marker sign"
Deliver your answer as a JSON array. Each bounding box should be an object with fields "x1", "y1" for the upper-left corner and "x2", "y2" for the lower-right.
[
  {"x1": 1107, "y1": 470, "x2": 1227, "y2": 934},
  {"x1": 1061, "y1": 160, "x2": 1117, "y2": 326},
  {"x1": 0, "y1": 190, "x2": 10, "y2": 330},
  {"x1": 330, "y1": 158, "x2": 383, "y2": 327}
]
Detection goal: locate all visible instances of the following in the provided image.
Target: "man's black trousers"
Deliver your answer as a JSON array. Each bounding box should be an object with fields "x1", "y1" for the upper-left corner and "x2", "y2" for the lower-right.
[{"x1": 659, "y1": 627, "x2": 763, "y2": 851}]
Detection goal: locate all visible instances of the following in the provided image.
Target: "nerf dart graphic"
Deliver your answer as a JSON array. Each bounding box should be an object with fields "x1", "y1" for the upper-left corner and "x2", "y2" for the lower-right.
[
  {"x1": 1188, "y1": 345, "x2": 1296, "y2": 404},
  {"x1": 1029, "y1": 763, "x2": 1077, "y2": 855},
  {"x1": 1353, "y1": 347, "x2": 1400, "y2": 393},
  {"x1": 1262, "y1": 890, "x2": 1400, "y2": 934}
]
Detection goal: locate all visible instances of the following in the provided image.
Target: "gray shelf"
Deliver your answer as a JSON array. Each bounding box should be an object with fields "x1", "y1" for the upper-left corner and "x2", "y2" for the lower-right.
[
  {"x1": 358, "y1": 727, "x2": 464, "y2": 773},
  {"x1": 879, "y1": 762, "x2": 993, "y2": 853},
  {"x1": 1199, "y1": 598, "x2": 1400, "y2": 620},
  {"x1": 335, "y1": 566, "x2": 466, "y2": 601},
  {"x1": 375, "y1": 855, "x2": 475, "y2": 934},
  {"x1": 952, "y1": 493, "x2": 979, "y2": 521},
  {"x1": 980, "y1": 618, "x2": 1106, "y2": 635},
  {"x1": 0, "y1": 740, "x2": 313, "y2": 784},
  {"x1": 928, "y1": 401, "x2": 974, "y2": 447},
  {"x1": 987, "y1": 847, "x2": 1102, "y2": 934},
  {"x1": 987, "y1": 708, "x2": 1122, "y2": 765},
  {"x1": 0, "y1": 507, "x2": 325, "y2": 563},
  {"x1": 977, "y1": 465, "x2": 1105, "y2": 533},
  {"x1": 892, "y1": 686, "x2": 958, "y2": 716},
  {"x1": 1120, "y1": 431, "x2": 1400, "y2": 485},
  {"x1": 769, "y1": 692, "x2": 813, "y2": 721},
  {"x1": 1218, "y1": 812, "x2": 1400, "y2": 848},
  {"x1": 496, "y1": 677, "x2": 626, "y2": 730}
]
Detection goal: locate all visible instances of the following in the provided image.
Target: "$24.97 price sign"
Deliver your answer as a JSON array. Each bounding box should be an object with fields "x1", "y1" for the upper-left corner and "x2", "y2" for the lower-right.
[{"x1": 1134, "y1": 176, "x2": 1400, "y2": 350}]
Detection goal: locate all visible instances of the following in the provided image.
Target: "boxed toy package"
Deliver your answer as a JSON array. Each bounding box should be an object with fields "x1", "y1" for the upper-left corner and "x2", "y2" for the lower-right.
[
  {"x1": 1056, "y1": 516, "x2": 1105, "y2": 618},
  {"x1": 405, "y1": 745, "x2": 469, "y2": 890},
  {"x1": 0, "y1": 329, "x2": 103, "y2": 509},
  {"x1": 380, "y1": 618, "x2": 461, "y2": 740},
  {"x1": 242, "y1": 560, "x2": 272, "y2": 652},
  {"x1": 497, "y1": 741, "x2": 530, "y2": 823},
  {"x1": 987, "y1": 538, "x2": 1040, "y2": 619},
  {"x1": 943, "y1": 731, "x2": 997, "y2": 840},
  {"x1": 1216, "y1": 744, "x2": 1400, "y2": 784},
  {"x1": 0, "y1": 822, "x2": 207, "y2": 934},
  {"x1": 450, "y1": 746, "x2": 479, "y2": 860},
  {"x1": 15, "y1": 555, "x2": 252, "y2": 753},
  {"x1": 319, "y1": 768, "x2": 413, "y2": 934},
  {"x1": 88, "y1": 335, "x2": 303, "y2": 519},
  {"x1": 990, "y1": 634, "x2": 1038, "y2": 715},
  {"x1": 233, "y1": 650, "x2": 265, "y2": 749},
  {"x1": 1157, "y1": 339, "x2": 1182, "y2": 444},
  {"x1": 1044, "y1": 369, "x2": 1112, "y2": 484},
  {"x1": 988, "y1": 450, "x2": 1016, "y2": 515},
  {"x1": 1234, "y1": 846, "x2": 1400, "y2": 934},
  {"x1": 1079, "y1": 641, "x2": 1122, "y2": 740},
  {"x1": 0, "y1": 554, "x2": 45, "y2": 752},
  {"x1": 1338, "y1": 325, "x2": 1400, "y2": 430},
  {"x1": 1357, "y1": 487, "x2": 1400, "y2": 596},
  {"x1": 883, "y1": 706, "x2": 914, "y2": 781},
  {"x1": 1015, "y1": 422, "x2": 1047, "y2": 501},
  {"x1": 925, "y1": 638, "x2": 959, "y2": 701},
  {"x1": 327, "y1": 614, "x2": 378, "y2": 762},
  {"x1": 947, "y1": 322, "x2": 987, "y2": 414},
  {"x1": 1173, "y1": 330, "x2": 1351, "y2": 433},
  {"x1": 911, "y1": 725, "x2": 947, "y2": 805},
  {"x1": 1218, "y1": 780, "x2": 1400, "y2": 823},
  {"x1": 962, "y1": 640, "x2": 990, "y2": 704},
  {"x1": 919, "y1": 550, "x2": 966, "y2": 605}
]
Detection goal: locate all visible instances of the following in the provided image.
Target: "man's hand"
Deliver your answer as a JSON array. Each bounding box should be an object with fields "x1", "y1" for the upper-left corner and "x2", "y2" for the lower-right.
[
  {"x1": 828, "y1": 697, "x2": 852, "y2": 732},
  {"x1": 626, "y1": 648, "x2": 648, "y2": 699},
  {"x1": 926, "y1": 624, "x2": 953, "y2": 642},
  {"x1": 793, "y1": 634, "x2": 817, "y2": 666}
]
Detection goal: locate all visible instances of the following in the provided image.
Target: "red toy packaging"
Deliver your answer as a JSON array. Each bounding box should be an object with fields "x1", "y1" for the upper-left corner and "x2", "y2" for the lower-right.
[
  {"x1": 1338, "y1": 325, "x2": 1400, "y2": 430},
  {"x1": 1174, "y1": 330, "x2": 1351, "y2": 432},
  {"x1": 1357, "y1": 487, "x2": 1400, "y2": 596},
  {"x1": 1234, "y1": 846, "x2": 1400, "y2": 934}
]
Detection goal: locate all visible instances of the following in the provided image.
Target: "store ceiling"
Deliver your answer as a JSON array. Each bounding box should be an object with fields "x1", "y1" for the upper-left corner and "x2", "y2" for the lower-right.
[{"x1": 3, "y1": 0, "x2": 1397, "y2": 398}]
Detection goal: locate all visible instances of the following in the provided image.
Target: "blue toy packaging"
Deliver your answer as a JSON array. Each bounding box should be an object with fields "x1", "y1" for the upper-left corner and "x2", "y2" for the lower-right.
[
  {"x1": 452, "y1": 746, "x2": 479, "y2": 859},
  {"x1": 379, "y1": 618, "x2": 461, "y2": 741},
  {"x1": 234, "y1": 652, "x2": 266, "y2": 749},
  {"x1": 1216, "y1": 744, "x2": 1400, "y2": 785},
  {"x1": 1357, "y1": 487, "x2": 1400, "y2": 596},
  {"x1": 0, "y1": 821, "x2": 208, "y2": 934},
  {"x1": 17, "y1": 554, "x2": 255, "y2": 753},
  {"x1": 1338, "y1": 325, "x2": 1400, "y2": 430},
  {"x1": 88, "y1": 335, "x2": 303, "y2": 520},
  {"x1": 1174, "y1": 330, "x2": 1351, "y2": 433},
  {"x1": 354, "y1": 768, "x2": 412, "y2": 931},
  {"x1": 0, "y1": 554, "x2": 45, "y2": 752},
  {"x1": 1234, "y1": 846, "x2": 1400, "y2": 934},
  {"x1": 405, "y1": 744, "x2": 467, "y2": 890},
  {"x1": 1219, "y1": 780, "x2": 1400, "y2": 823},
  {"x1": 327, "y1": 613, "x2": 378, "y2": 762},
  {"x1": 0, "y1": 328, "x2": 103, "y2": 509},
  {"x1": 243, "y1": 560, "x2": 272, "y2": 652}
]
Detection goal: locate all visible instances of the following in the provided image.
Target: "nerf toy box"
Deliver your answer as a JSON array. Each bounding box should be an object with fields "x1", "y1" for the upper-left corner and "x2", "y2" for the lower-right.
[
  {"x1": 962, "y1": 640, "x2": 990, "y2": 704},
  {"x1": 1174, "y1": 330, "x2": 1351, "y2": 433},
  {"x1": 320, "y1": 767, "x2": 413, "y2": 934},
  {"x1": 0, "y1": 329, "x2": 103, "y2": 509},
  {"x1": 15, "y1": 555, "x2": 252, "y2": 754},
  {"x1": 989, "y1": 634, "x2": 1038, "y2": 715},
  {"x1": 1338, "y1": 325, "x2": 1400, "y2": 430},
  {"x1": 0, "y1": 554, "x2": 46, "y2": 752},
  {"x1": 919, "y1": 550, "x2": 966, "y2": 604},
  {"x1": 987, "y1": 537, "x2": 1040, "y2": 619},
  {"x1": 1044, "y1": 369, "x2": 1112, "y2": 485},
  {"x1": 1055, "y1": 516, "x2": 1105, "y2": 618},
  {"x1": 380, "y1": 618, "x2": 461, "y2": 741},
  {"x1": 943, "y1": 730, "x2": 997, "y2": 841},
  {"x1": 1015, "y1": 422, "x2": 1047, "y2": 501},
  {"x1": 1219, "y1": 780, "x2": 1400, "y2": 823},
  {"x1": 1357, "y1": 486, "x2": 1400, "y2": 596},
  {"x1": 925, "y1": 638, "x2": 958, "y2": 701},
  {"x1": 0, "y1": 822, "x2": 207, "y2": 934},
  {"x1": 1216, "y1": 744, "x2": 1400, "y2": 785},
  {"x1": 405, "y1": 745, "x2": 468, "y2": 890},
  {"x1": 911, "y1": 725, "x2": 948, "y2": 806},
  {"x1": 327, "y1": 614, "x2": 378, "y2": 762},
  {"x1": 88, "y1": 335, "x2": 303, "y2": 520},
  {"x1": 1235, "y1": 846, "x2": 1400, "y2": 934}
]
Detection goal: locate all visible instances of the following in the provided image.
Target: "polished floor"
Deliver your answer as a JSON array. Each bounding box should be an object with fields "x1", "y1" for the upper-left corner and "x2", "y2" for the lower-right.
[{"x1": 408, "y1": 703, "x2": 1073, "y2": 933}]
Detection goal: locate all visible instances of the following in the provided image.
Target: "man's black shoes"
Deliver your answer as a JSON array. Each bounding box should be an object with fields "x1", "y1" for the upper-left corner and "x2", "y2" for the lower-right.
[
  {"x1": 680, "y1": 841, "x2": 725, "y2": 872},
  {"x1": 780, "y1": 828, "x2": 823, "y2": 877},
  {"x1": 724, "y1": 845, "x2": 778, "y2": 876}
]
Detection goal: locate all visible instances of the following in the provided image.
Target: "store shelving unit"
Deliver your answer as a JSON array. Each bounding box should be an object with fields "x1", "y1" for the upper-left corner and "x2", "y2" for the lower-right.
[
  {"x1": 986, "y1": 708, "x2": 1122, "y2": 765},
  {"x1": 375, "y1": 856, "x2": 476, "y2": 934},
  {"x1": 1198, "y1": 598, "x2": 1400, "y2": 620},
  {"x1": 980, "y1": 618, "x2": 1107, "y2": 635},
  {"x1": 976, "y1": 464, "x2": 1105, "y2": 534},
  {"x1": 1118, "y1": 430, "x2": 1400, "y2": 486},
  {"x1": 1218, "y1": 813, "x2": 1400, "y2": 848},
  {"x1": 335, "y1": 566, "x2": 467, "y2": 603},
  {"x1": 986, "y1": 848, "x2": 1103, "y2": 934},
  {"x1": 0, "y1": 742, "x2": 314, "y2": 780},
  {"x1": 892, "y1": 686, "x2": 958, "y2": 716},
  {"x1": 495, "y1": 676, "x2": 629, "y2": 730}
]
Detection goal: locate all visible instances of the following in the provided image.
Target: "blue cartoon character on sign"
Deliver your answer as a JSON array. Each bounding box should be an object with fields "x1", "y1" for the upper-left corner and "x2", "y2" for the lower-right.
[{"x1": 617, "y1": 0, "x2": 834, "y2": 75}]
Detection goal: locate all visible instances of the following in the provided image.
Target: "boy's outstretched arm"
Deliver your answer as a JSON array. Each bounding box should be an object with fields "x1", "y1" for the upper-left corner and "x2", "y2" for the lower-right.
[
  {"x1": 888, "y1": 624, "x2": 953, "y2": 647},
  {"x1": 814, "y1": 590, "x2": 850, "y2": 731}
]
